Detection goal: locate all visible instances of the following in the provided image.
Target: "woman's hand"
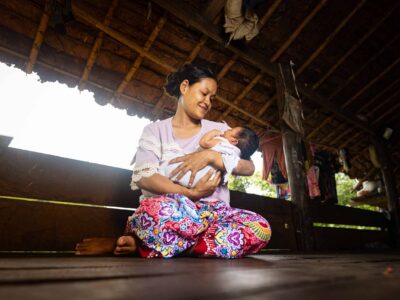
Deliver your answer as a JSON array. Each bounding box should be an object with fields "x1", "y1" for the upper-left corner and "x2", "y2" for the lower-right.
[
  {"x1": 188, "y1": 170, "x2": 221, "y2": 200},
  {"x1": 169, "y1": 149, "x2": 223, "y2": 187}
]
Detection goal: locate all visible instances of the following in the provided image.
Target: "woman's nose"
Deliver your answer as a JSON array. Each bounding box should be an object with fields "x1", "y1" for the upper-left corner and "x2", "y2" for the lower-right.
[{"x1": 205, "y1": 96, "x2": 211, "y2": 106}]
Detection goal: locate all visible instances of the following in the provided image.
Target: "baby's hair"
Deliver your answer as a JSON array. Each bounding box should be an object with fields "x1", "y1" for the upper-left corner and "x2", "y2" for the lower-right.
[
  {"x1": 164, "y1": 64, "x2": 217, "y2": 99},
  {"x1": 236, "y1": 127, "x2": 259, "y2": 160}
]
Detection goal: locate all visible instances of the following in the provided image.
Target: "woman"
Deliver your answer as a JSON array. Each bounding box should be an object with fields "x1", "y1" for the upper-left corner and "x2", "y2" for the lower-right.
[{"x1": 76, "y1": 64, "x2": 271, "y2": 258}]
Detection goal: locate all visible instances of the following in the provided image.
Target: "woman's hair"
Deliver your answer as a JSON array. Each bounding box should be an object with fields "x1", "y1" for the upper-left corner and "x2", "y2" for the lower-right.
[{"x1": 164, "y1": 64, "x2": 217, "y2": 99}]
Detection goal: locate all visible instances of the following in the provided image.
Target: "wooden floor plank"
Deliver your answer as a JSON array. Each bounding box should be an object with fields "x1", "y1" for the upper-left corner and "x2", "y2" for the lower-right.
[{"x1": 0, "y1": 253, "x2": 399, "y2": 300}]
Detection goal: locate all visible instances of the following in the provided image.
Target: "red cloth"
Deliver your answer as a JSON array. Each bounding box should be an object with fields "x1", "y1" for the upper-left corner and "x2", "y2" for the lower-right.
[{"x1": 260, "y1": 133, "x2": 287, "y2": 180}]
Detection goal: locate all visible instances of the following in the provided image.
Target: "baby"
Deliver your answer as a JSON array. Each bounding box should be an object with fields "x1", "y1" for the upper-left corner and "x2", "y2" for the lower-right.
[{"x1": 161, "y1": 126, "x2": 259, "y2": 187}]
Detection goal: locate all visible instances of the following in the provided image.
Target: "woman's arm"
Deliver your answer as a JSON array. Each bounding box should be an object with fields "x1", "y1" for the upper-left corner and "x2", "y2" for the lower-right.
[
  {"x1": 207, "y1": 150, "x2": 255, "y2": 176},
  {"x1": 169, "y1": 149, "x2": 255, "y2": 186},
  {"x1": 137, "y1": 171, "x2": 221, "y2": 201}
]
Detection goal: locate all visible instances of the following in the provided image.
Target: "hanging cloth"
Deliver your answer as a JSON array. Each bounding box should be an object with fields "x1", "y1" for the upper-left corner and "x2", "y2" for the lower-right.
[
  {"x1": 260, "y1": 133, "x2": 287, "y2": 180},
  {"x1": 278, "y1": 62, "x2": 305, "y2": 135},
  {"x1": 224, "y1": 0, "x2": 260, "y2": 43}
]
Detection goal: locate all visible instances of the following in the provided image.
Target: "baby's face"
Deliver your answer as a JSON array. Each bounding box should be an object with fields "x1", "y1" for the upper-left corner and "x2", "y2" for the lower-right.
[{"x1": 223, "y1": 127, "x2": 243, "y2": 145}]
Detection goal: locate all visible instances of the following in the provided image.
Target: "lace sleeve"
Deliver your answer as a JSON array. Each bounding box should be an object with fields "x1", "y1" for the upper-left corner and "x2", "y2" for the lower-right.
[
  {"x1": 130, "y1": 162, "x2": 159, "y2": 190},
  {"x1": 130, "y1": 126, "x2": 161, "y2": 190}
]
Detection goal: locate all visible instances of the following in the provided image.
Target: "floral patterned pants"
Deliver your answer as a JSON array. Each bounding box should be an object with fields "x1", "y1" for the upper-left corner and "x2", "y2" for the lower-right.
[{"x1": 125, "y1": 194, "x2": 271, "y2": 259}]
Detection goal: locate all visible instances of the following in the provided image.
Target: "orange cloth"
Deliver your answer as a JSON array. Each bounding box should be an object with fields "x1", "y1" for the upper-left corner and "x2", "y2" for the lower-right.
[{"x1": 260, "y1": 133, "x2": 287, "y2": 180}]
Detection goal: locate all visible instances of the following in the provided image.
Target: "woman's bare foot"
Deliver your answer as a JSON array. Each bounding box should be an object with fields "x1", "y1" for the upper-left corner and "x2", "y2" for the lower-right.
[
  {"x1": 75, "y1": 237, "x2": 116, "y2": 255},
  {"x1": 114, "y1": 235, "x2": 137, "y2": 256}
]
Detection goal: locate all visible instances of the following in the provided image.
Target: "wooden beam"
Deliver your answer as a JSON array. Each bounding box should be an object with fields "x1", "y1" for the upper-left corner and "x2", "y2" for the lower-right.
[
  {"x1": 220, "y1": 0, "x2": 325, "y2": 121},
  {"x1": 276, "y1": 62, "x2": 314, "y2": 252},
  {"x1": 73, "y1": 5, "x2": 175, "y2": 72},
  {"x1": 152, "y1": 0, "x2": 376, "y2": 135},
  {"x1": 367, "y1": 88, "x2": 400, "y2": 117},
  {"x1": 79, "y1": 0, "x2": 118, "y2": 90},
  {"x1": 296, "y1": 0, "x2": 366, "y2": 76},
  {"x1": 255, "y1": 0, "x2": 365, "y2": 126},
  {"x1": 350, "y1": 145, "x2": 368, "y2": 165},
  {"x1": 259, "y1": 0, "x2": 284, "y2": 28},
  {"x1": 298, "y1": 85, "x2": 373, "y2": 134},
  {"x1": 312, "y1": 2, "x2": 399, "y2": 90},
  {"x1": 304, "y1": 37, "x2": 399, "y2": 129},
  {"x1": 372, "y1": 101, "x2": 400, "y2": 126},
  {"x1": 230, "y1": 0, "x2": 283, "y2": 126},
  {"x1": 203, "y1": 0, "x2": 226, "y2": 21},
  {"x1": 73, "y1": 7, "x2": 271, "y2": 125},
  {"x1": 306, "y1": 58, "x2": 400, "y2": 140},
  {"x1": 330, "y1": 126, "x2": 354, "y2": 147},
  {"x1": 270, "y1": 0, "x2": 328, "y2": 62},
  {"x1": 338, "y1": 131, "x2": 362, "y2": 149},
  {"x1": 359, "y1": 77, "x2": 400, "y2": 113},
  {"x1": 218, "y1": 72, "x2": 263, "y2": 120},
  {"x1": 113, "y1": 14, "x2": 168, "y2": 102},
  {"x1": 320, "y1": 122, "x2": 346, "y2": 144},
  {"x1": 328, "y1": 34, "x2": 400, "y2": 101},
  {"x1": 25, "y1": 0, "x2": 52, "y2": 74},
  {"x1": 215, "y1": 95, "x2": 272, "y2": 127},
  {"x1": 306, "y1": 116, "x2": 333, "y2": 139},
  {"x1": 217, "y1": 54, "x2": 238, "y2": 79},
  {"x1": 341, "y1": 57, "x2": 400, "y2": 108}
]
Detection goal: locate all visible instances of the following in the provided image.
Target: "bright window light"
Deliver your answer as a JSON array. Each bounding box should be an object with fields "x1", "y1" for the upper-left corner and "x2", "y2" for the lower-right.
[{"x1": 0, "y1": 62, "x2": 263, "y2": 172}]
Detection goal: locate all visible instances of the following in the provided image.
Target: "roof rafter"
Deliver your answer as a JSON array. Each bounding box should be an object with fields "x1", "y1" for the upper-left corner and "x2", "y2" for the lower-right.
[
  {"x1": 296, "y1": 0, "x2": 366, "y2": 76},
  {"x1": 220, "y1": 0, "x2": 326, "y2": 122},
  {"x1": 372, "y1": 101, "x2": 400, "y2": 126},
  {"x1": 72, "y1": 3, "x2": 273, "y2": 127},
  {"x1": 328, "y1": 34, "x2": 400, "y2": 101},
  {"x1": 113, "y1": 13, "x2": 168, "y2": 104},
  {"x1": 79, "y1": 0, "x2": 119, "y2": 90},
  {"x1": 25, "y1": 0, "x2": 52, "y2": 74},
  {"x1": 270, "y1": 0, "x2": 328, "y2": 63},
  {"x1": 341, "y1": 57, "x2": 400, "y2": 108},
  {"x1": 311, "y1": 2, "x2": 399, "y2": 90},
  {"x1": 308, "y1": 57, "x2": 400, "y2": 138}
]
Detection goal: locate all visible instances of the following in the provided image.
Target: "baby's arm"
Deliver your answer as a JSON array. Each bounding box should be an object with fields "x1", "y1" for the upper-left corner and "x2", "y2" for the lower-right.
[{"x1": 199, "y1": 129, "x2": 223, "y2": 149}]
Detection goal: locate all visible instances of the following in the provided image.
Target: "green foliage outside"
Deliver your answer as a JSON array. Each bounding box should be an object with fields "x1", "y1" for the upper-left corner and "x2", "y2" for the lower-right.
[
  {"x1": 229, "y1": 171, "x2": 379, "y2": 211},
  {"x1": 228, "y1": 171, "x2": 276, "y2": 198}
]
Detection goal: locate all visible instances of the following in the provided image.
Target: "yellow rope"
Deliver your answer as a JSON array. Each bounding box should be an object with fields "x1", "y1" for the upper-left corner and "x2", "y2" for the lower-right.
[{"x1": 0, "y1": 195, "x2": 136, "y2": 211}]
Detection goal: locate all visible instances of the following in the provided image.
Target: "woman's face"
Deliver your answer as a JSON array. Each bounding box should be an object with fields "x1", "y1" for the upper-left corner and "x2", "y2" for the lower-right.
[{"x1": 179, "y1": 78, "x2": 217, "y2": 120}]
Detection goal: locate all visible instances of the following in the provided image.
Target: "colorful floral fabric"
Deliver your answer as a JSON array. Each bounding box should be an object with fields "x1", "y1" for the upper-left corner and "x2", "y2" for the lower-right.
[{"x1": 125, "y1": 194, "x2": 271, "y2": 259}]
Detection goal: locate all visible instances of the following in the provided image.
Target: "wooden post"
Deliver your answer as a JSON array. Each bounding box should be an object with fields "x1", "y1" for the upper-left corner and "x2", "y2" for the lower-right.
[
  {"x1": 373, "y1": 136, "x2": 400, "y2": 247},
  {"x1": 275, "y1": 62, "x2": 314, "y2": 252}
]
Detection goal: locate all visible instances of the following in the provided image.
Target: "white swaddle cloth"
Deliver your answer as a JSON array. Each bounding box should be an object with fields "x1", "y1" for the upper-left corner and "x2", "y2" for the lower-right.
[{"x1": 160, "y1": 137, "x2": 241, "y2": 187}]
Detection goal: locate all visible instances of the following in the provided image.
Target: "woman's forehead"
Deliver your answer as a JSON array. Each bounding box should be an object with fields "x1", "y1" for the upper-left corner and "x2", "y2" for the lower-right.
[{"x1": 197, "y1": 78, "x2": 217, "y2": 91}]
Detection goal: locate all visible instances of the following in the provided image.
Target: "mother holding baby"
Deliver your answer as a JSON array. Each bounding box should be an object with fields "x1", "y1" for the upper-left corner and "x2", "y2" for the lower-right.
[{"x1": 76, "y1": 64, "x2": 271, "y2": 258}]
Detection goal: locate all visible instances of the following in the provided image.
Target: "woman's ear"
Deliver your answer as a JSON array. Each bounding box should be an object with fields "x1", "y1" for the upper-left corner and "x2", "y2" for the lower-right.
[{"x1": 179, "y1": 79, "x2": 189, "y2": 95}]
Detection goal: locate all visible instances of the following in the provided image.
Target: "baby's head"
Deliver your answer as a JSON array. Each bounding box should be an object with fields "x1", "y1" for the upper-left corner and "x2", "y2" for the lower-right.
[{"x1": 223, "y1": 127, "x2": 259, "y2": 160}]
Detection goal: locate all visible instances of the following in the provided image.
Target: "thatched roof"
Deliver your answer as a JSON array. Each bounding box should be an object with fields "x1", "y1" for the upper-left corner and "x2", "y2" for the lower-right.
[{"x1": 0, "y1": 0, "x2": 399, "y2": 185}]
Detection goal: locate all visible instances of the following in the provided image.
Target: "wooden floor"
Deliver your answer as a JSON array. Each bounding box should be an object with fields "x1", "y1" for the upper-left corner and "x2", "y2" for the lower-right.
[{"x1": 1, "y1": 252, "x2": 400, "y2": 299}]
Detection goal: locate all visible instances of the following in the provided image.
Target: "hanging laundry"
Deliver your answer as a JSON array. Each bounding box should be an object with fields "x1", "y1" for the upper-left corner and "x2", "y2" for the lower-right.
[
  {"x1": 224, "y1": 0, "x2": 260, "y2": 43},
  {"x1": 307, "y1": 165, "x2": 320, "y2": 198},
  {"x1": 313, "y1": 150, "x2": 339, "y2": 204},
  {"x1": 260, "y1": 132, "x2": 287, "y2": 181}
]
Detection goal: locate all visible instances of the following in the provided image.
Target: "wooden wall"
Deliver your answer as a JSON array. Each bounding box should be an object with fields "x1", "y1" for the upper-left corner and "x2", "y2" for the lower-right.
[{"x1": 0, "y1": 139, "x2": 391, "y2": 252}]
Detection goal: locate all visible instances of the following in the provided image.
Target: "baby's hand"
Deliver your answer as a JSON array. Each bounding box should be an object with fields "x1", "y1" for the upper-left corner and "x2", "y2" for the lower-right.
[{"x1": 208, "y1": 129, "x2": 223, "y2": 138}]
